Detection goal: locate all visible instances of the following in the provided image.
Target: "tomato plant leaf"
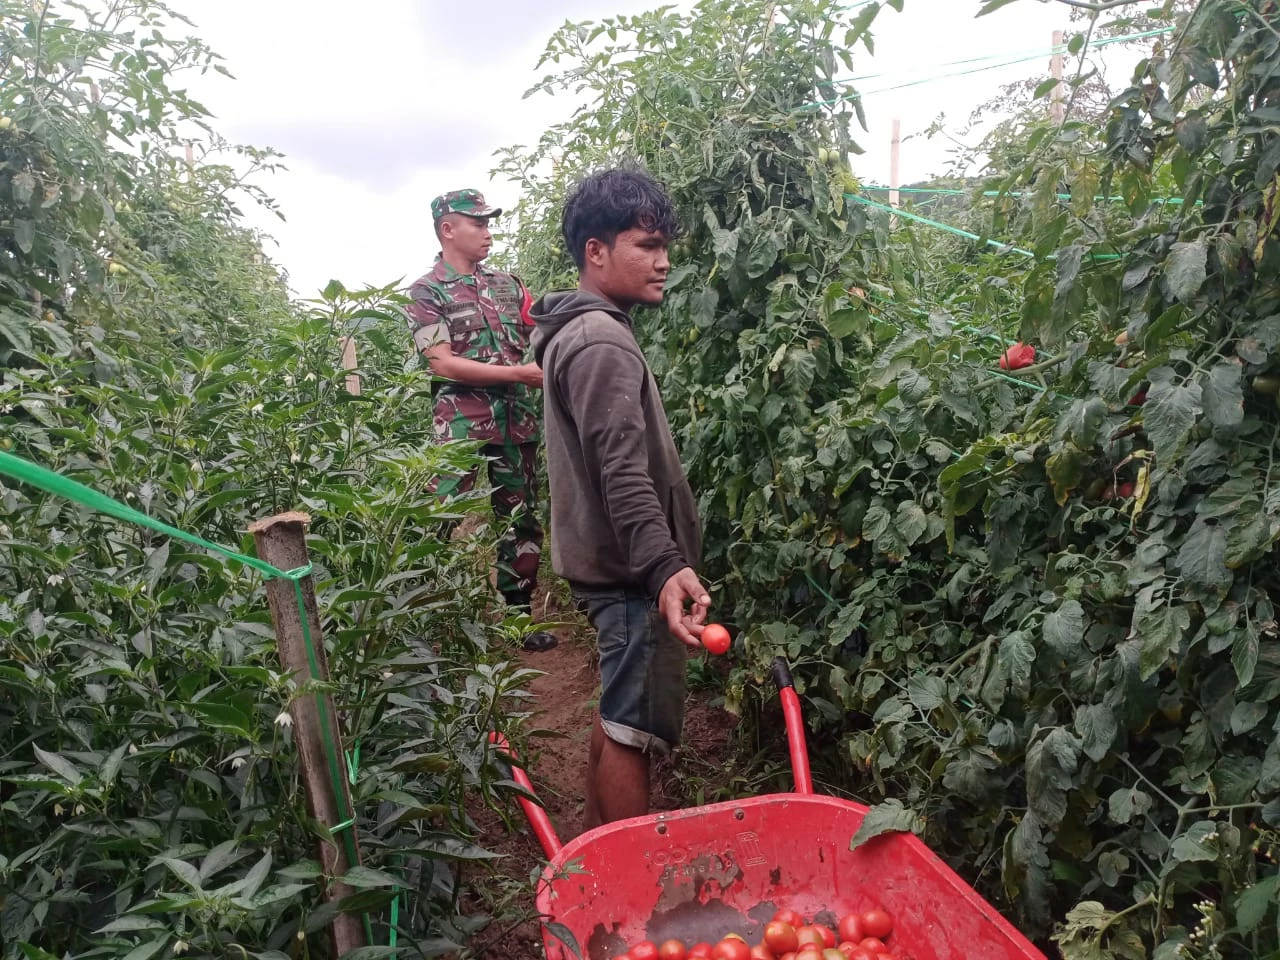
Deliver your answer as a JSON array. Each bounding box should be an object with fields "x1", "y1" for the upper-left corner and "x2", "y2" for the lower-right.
[
  {"x1": 849, "y1": 797, "x2": 923, "y2": 850},
  {"x1": 1136, "y1": 602, "x2": 1191, "y2": 679},
  {"x1": 1144, "y1": 368, "x2": 1202, "y2": 464},
  {"x1": 1200, "y1": 361, "x2": 1244, "y2": 428},
  {"x1": 1175, "y1": 519, "x2": 1232, "y2": 595},
  {"x1": 1043, "y1": 599, "x2": 1085, "y2": 656},
  {"x1": 1074, "y1": 704, "x2": 1118, "y2": 762},
  {"x1": 1170, "y1": 821, "x2": 1219, "y2": 863},
  {"x1": 1163, "y1": 238, "x2": 1208, "y2": 302},
  {"x1": 1108, "y1": 787, "x2": 1153, "y2": 825},
  {"x1": 998, "y1": 631, "x2": 1036, "y2": 698},
  {"x1": 1026, "y1": 728, "x2": 1080, "y2": 827},
  {"x1": 1232, "y1": 628, "x2": 1260, "y2": 686},
  {"x1": 1235, "y1": 874, "x2": 1280, "y2": 934}
]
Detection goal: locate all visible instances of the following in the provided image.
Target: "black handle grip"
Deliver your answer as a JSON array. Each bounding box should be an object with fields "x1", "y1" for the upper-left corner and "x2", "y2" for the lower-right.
[{"x1": 771, "y1": 657, "x2": 794, "y2": 691}]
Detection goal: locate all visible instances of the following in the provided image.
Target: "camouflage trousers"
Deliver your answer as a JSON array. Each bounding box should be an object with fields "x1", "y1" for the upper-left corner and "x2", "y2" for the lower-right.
[{"x1": 431, "y1": 440, "x2": 542, "y2": 604}]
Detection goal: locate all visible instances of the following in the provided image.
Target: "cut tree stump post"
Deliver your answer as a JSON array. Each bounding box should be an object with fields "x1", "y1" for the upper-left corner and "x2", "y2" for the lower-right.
[{"x1": 249, "y1": 511, "x2": 366, "y2": 954}]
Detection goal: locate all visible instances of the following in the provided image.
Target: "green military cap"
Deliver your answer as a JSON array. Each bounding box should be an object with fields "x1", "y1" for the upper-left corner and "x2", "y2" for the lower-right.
[{"x1": 431, "y1": 188, "x2": 502, "y2": 222}]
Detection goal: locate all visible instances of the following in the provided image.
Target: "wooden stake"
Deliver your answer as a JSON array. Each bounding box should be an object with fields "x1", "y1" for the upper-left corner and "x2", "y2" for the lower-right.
[
  {"x1": 249, "y1": 512, "x2": 366, "y2": 955},
  {"x1": 889, "y1": 117, "x2": 902, "y2": 210},
  {"x1": 340, "y1": 336, "x2": 361, "y2": 396},
  {"x1": 1050, "y1": 30, "x2": 1066, "y2": 125},
  {"x1": 184, "y1": 141, "x2": 195, "y2": 181}
]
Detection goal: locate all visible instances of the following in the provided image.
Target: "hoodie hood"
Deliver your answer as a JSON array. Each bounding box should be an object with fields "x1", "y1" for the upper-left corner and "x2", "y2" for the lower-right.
[{"x1": 529, "y1": 290, "x2": 631, "y2": 365}]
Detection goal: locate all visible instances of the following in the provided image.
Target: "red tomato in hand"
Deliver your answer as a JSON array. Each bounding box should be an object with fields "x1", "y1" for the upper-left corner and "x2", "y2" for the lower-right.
[
  {"x1": 859, "y1": 909, "x2": 893, "y2": 941},
  {"x1": 712, "y1": 939, "x2": 751, "y2": 960},
  {"x1": 857, "y1": 939, "x2": 888, "y2": 955},
  {"x1": 658, "y1": 940, "x2": 688, "y2": 960},
  {"x1": 689, "y1": 945, "x2": 715, "y2": 959},
  {"x1": 837, "y1": 915, "x2": 862, "y2": 944},
  {"x1": 773, "y1": 909, "x2": 806, "y2": 929},
  {"x1": 702, "y1": 622, "x2": 731, "y2": 655},
  {"x1": 764, "y1": 922, "x2": 799, "y2": 954},
  {"x1": 632, "y1": 943, "x2": 660, "y2": 960}
]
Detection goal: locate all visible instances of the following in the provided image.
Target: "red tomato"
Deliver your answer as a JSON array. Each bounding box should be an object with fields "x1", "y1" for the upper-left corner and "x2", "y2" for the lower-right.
[
  {"x1": 837, "y1": 945, "x2": 857, "y2": 958},
  {"x1": 712, "y1": 940, "x2": 752, "y2": 960},
  {"x1": 815, "y1": 926, "x2": 836, "y2": 949},
  {"x1": 796, "y1": 949, "x2": 823, "y2": 960},
  {"x1": 837, "y1": 915, "x2": 862, "y2": 944},
  {"x1": 857, "y1": 938, "x2": 888, "y2": 955},
  {"x1": 848, "y1": 951, "x2": 877, "y2": 960},
  {"x1": 998, "y1": 342, "x2": 1036, "y2": 371},
  {"x1": 1117, "y1": 481, "x2": 1136, "y2": 498},
  {"x1": 795, "y1": 927, "x2": 826, "y2": 948},
  {"x1": 659, "y1": 940, "x2": 688, "y2": 960},
  {"x1": 633, "y1": 943, "x2": 661, "y2": 960},
  {"x1": 750, "y1": 946, "x2": 774, "y2": 960},
  {"x1": 773, "y1": 909, "x2": 806, "y2": 929},
  {"x1": 778, "y1": 954, "x2": 797, "y2": 960},
  {"x1": 689, "y1": 946, "x2": 715, "y2": 959},
  {"x1": 764, "y1": 922, "x2": 799, "y2": 954},
  {"x1": 823, "y1": 951, "x2": 847, "y2": 960},
  {"x1": 859, "y1": 909, "x2": 893, "y2": 941},
  {"x1": 702, "y1": 622, "x2": 731, "y2": 655}
]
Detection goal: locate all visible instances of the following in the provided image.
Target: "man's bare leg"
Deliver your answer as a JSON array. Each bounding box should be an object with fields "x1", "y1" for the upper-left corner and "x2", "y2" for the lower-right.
[{"x1": 582, "y1": 716, "x2": 648, "y2": 830}]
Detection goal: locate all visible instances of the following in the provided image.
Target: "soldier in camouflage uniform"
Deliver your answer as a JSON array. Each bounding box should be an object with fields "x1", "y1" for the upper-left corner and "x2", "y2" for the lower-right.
[{"x1": 406, "y1": 189, "x2": 557, "y2": 652}]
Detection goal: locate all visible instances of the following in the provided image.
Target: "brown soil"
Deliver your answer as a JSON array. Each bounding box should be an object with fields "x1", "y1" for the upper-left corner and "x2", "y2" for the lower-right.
[{"x1": 464, "y1": 584, "x2": 741, "y2": 960}]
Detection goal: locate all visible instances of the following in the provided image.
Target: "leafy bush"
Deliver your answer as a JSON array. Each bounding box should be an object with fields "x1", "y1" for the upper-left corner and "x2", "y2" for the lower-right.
[
  {"x1": 500, "y1": 0, "x2": 1280, "y2": 956},
  {"x1": 2, "y1": 3, "x2": 537, "y2": 956}
]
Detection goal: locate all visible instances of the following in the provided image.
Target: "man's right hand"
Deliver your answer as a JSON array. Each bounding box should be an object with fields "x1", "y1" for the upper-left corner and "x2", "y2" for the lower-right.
[
  {"x1": 658, "y1": 566, "x2": 711, "y2": 649},
  {"x1": 513, "y1": 363, "x2": 544, "y2": 388}
]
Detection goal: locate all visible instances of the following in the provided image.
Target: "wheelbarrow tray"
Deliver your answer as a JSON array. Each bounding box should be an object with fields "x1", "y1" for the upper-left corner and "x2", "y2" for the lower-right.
[{"x1": 536, "y1": 792, "x2": 1044, "y2": 960}]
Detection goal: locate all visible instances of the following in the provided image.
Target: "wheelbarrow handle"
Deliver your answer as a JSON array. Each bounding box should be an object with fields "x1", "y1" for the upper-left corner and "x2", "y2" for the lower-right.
[
  {"x1": 771, "y1": 657, "x2": 814, "y2": 795},
  {"x1": 487, "y1": 731, "x2": 564, "y2": 859}
]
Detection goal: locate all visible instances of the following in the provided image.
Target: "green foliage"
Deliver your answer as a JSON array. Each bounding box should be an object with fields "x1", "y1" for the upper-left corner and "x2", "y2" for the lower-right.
[
  {"x1": 2, "y1": 2, "x2": 537, "y2": 956},
  {"x1": 502, "y1": 0, "x2": 1280, "y2": 956}
]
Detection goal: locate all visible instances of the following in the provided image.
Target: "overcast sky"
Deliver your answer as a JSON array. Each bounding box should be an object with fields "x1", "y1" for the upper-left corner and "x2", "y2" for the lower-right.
[{"x1": 168, "y1": 0, "x2": 1096, "y2": 297}]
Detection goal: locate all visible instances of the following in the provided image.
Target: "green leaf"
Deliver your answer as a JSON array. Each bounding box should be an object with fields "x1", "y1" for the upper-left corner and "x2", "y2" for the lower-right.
[
  {"x1": 849, "y1": 798, "x2": 922, "y2": 849},
  {"x1": 907, "y1": 675, "x2": 948, "y2": 712},
  {"x1": 1200, "y1": 362, "x2": 1244, "y2": 428},
  {"x1": 1235, "y1": 874, "x2": 1280, "y2": 934},
  {"x1": 121, "y1": 938, "x2": 171, "y2": 960},
  {"x1": 160, "y1": 857, "x2": 203, "y2": 891},
  {"x1": 1075, "y1": 704, "x2": 1118, "y2": 763},
  {"x1": 977, "y1": 0, "x2": 1021, "y2": 15},
  {"x1": 998, "y1": 631, "x2": 1036, "y2": 697},
  {"x1": 1108, "y1": 787, "x2": 1153, "y2": 824},
  {"x1": 1176, "y1": 519, "x2": 1232, "y2": 594},
  {"x1": 1043, "y1": 599, "x2": 1085, "y2": 655},
  {"x1": 1170, "y1": 820, "x2": 1218, "y2": 862},
  {"x1": 1229, "y1": 701, "x2": 1267, "y2": 736},
  {"x1": 1232, "y1": 628, "x2": 1260, "y2": 686},
  {"x1": 33, "y1": 745, "x2": 82, "y2": 786},
  {"x1": 896, "y1": 500, "x2": 928, "y2": 546},
  {"x1": 1035, "y1": 77, "x2": 1062, "y2": 99},
  {"x1": 1164, "y1": 238, "x2": 1208, "y2": 302},
  {"x1": 241, "y1": 850, "x2": 272, "y2": 900},
  {"x1": 1144, "y1": 368, "x2": 1202, "y2": 464},
  {"x1": 1026, "y1": 728, "x2": 1080, "y2": 827},
  {"x1": 1136, "y1": 602, "x2": 1191, "y2": 679},
  {"x1": 341, "y1": 866, "x2": 402, "y2": 888}
]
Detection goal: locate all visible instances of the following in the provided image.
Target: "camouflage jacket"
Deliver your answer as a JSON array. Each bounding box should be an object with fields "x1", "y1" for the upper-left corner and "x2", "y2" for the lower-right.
[{"x1": 405, "y1": 255, "x2": 539, "y2": 445}]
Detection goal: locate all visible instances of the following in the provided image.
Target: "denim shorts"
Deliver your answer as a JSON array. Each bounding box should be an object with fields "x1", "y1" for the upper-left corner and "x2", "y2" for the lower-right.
[{"x1": 572, "y1": 584, "x2": 687, "y2": 754}]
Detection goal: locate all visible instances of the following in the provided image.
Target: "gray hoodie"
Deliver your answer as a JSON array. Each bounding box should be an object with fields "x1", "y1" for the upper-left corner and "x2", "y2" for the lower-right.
[{"x1": 530, "y1": 290, "x2": 702, "y2": 597}]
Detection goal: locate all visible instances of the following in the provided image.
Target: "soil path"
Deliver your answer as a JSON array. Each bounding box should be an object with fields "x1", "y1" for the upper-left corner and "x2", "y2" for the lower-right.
[{"x1": 468, "y1": 593, "x2": 739, "y2": 959}]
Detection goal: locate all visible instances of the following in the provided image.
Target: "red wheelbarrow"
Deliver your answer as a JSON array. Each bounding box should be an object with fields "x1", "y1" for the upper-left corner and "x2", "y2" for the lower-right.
[{"x1": 491, "y1": 659, "x2": 1047, "y2": 960}]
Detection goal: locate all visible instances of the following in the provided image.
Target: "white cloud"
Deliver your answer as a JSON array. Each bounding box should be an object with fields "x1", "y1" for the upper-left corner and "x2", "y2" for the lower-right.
[{"x1": 168, "y1": 0, "x2": 1140, "y2": 296}]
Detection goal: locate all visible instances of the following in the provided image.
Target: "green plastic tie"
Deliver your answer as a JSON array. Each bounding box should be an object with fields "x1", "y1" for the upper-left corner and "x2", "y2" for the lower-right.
[{"x1": 0, "y1": 451, "x2": 378, "y2": 945}]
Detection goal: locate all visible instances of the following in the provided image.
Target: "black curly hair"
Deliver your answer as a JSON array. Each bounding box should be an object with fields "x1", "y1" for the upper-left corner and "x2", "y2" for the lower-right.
[{"x1": 561, "y1": 166, "x2": 682, "y2": 269}]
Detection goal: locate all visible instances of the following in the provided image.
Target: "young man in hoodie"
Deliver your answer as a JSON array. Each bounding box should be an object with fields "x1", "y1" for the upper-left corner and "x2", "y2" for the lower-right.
[{"x1": 529, "y1": 168, "x2": 711, "y2": 829}]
